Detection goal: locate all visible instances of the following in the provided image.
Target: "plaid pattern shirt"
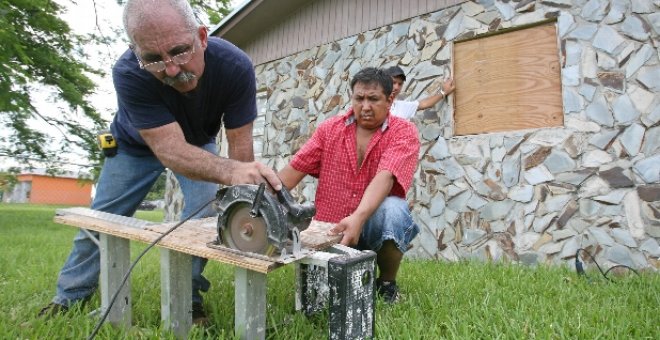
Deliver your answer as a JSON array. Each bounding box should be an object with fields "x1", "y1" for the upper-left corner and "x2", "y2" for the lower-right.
[{"x1": 290, "y1": 109, "x2": 420, "y2": 223}]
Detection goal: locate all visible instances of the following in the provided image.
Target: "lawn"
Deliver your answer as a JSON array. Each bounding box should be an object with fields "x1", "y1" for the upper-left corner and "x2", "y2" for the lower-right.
[{"x1": 0, "y1": 203, "x2": 658, "y2": 339}]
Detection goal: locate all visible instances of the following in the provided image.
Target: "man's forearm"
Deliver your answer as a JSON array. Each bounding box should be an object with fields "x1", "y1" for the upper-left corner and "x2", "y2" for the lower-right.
[{"x1": 352, "y1": 171, "x2": 395, "y2": 224}]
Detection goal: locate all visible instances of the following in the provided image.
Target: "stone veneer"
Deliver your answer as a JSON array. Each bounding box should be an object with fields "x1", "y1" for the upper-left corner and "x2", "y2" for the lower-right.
[{"x1": 166, "y1": 0, "x2": 660, "y2": 270}]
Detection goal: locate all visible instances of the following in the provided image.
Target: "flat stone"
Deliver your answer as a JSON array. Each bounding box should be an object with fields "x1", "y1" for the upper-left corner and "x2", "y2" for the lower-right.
[
  {"x1": 508, "y1": 185, "x2": 534, "y2": 202},
  {"x1": 588, "y1": 128, "x2": 618, "y2": 150},
  {"x1": 524, "y1": 146, "x2": 552, "y2": 170},
  {"x1": 582, "y1": 149, "x2": 613, "y2": 168},
  {"x1": 562, "y1": 64, "x2": 580, "y2": 86},
  {"x1": 541, "y1": 0, "x2": 573, "y2": 8},
  {"x1": 615, "y1": 42, "x2": 636, "y2": 66},
  {"x1": 598, "y1": 50, "x2": 617, "y2": 70},
  {"x1": 554, "y1": 170, "x2": 593, "y2": 185},
  {"x1": 438, "y1": 158, "x2": 466, "y2": 180},
  {"x1": 447, "y1": 190, "x2": 472, "y2": 213},
  {"x1": 579, "y1": 176, "x2": 610, "y2": 197},
  {"x1": 599, "y1": 167, "x2": 634, "y2": 188},
  {"x1": 592, "y1": 25, "x2": 626, "y2": 54},
  {"x1": 559, "y1": 237, "x2": 580, "y2": 259},
  {"x1": 467, "y1": 194, "x2": 488, "y2": 210},
  {"x1": 524, "y1": 165, "x2": 554, "y2": 185},
  {"x1": 598, "y1": 72, "x2": 625, "y2": 93},
  {"x1": 585, "y1": 95, "x2": 613, "y2": 127},
  {"x1": 612, "y1": 94, "x2": 641, "y2": 124},
  {"x1": 581, "y1": 46, "x2": 598, "y2": 78},
  {"x1": 606, "y1": 244, "x2": 635, "y2": 268},
  {"x1": 603, "y1": 0, "x2": 628, "y2": 24},
  {"x1": 544, "y1": 150, "x2": 576, "y2": 173},
  {"x1": 640, "y1": 126, "x2": 660, "y2": 155},
  {"x1": 538, "y1": 239, "x2": 564, "y2": 255},
  {"x1": 593, "y1": 189, "x2": 628, "y2": 204},
  {"x1": 533, "y1": 213, "x2": 558, "y2": 233},
  {"x1": 633, "y1": 154, "x2": 660, "y2": 183},
  {"x1": 624, "y1": 190, "x2": 646, "y2": 239},
  {"x1": 588, "y1": 226, "x2": 615, "y2": 246},
  {"x1": 622, "y1": 15, "x2": 652, "y2": 41},
  {"x1": 640, "y1": 238, "x2": 660, "y2": 257},
  {"x1": 631, "y1": 0, "x2": 655, "y2": 13},
  {"x1": 568, "y1": 22, "x2": 598, "y2": 40},
  {"x1": 625, "y1": 44, "x2": 654, "y2": 79},
  {"x1": 565, "y1": 117, "x2": 601, "y2": 133},
  {"x1": 580, "y1": 0, "x2": 609, "y2": 22},
  {"x1": 563, "y1": 88, "x2": 584, "y2": 113},
  {"x1": 578, "y1": 81, "x2": 597, "y2": 101},
  {"x1": 642, "y1": 98, "x2": 660, "y2": 127},
  {"x1": 479, "y1": 200, "x2": 515, "y2": 221},
  {"x1": 619, "y1": 123, "x2": 645, "y2": 156},
  {"x1": 637, "y1": 184, "x2": 660, "y2": 202},
  {"x1": 429, "y1": 195, "x2": 446, "y2": 217},
  {"x1": 649, "y1": 12, "x2": 660, "y2": 35},
  {"x1": 462, "y1": 228, "x2": 487, "y2": 246},
  {"x1": 428, "y1": 137, "x2": 451, "y2": 160},
  {"x1": 502, "y1": 153, "x2": 521, "y2": 188},
  {"x1": 637, "y1": 66, "x2": 660, "y2": 92},
  {"x1": 611, "y1": 229, "x2": 637, "y2": 247},
  {"x1": 461, "y1": 1, "x2": 485, "y2": 16},
  {"x1": 543, "y1": 195, "x2": 572, "y2": 214},
  {"x1": 557, "y1": 11, "x2": 575, "y2": 37},
  {"x1": 567, "y1": 218, "x2": 590, "y2": 233},
  {"x1": 494, "y1": 0, "x2": 516, "y2": 20},
  {"x1": 556, "y1": 200, "x2": 578, "y2": 227}
]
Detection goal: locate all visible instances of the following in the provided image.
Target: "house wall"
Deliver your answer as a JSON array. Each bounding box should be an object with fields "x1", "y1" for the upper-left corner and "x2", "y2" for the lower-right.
[
  {"x1": 226, "y1": 0, "x2": 463, "y2": 66},
  {"x1": 247, "y1": 0, "x2": 660, "y2": 269},
  {"x1": 11, "y1": 174, "x2": 93, "y2": 206}
]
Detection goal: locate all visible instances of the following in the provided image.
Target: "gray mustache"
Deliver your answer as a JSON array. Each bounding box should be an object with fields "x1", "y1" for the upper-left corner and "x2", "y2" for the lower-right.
[{"x1": 162, "y1": 71, "x2": 196, "y2": 86}]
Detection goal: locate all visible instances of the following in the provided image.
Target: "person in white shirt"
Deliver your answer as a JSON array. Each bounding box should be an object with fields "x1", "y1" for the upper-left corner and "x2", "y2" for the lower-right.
[{"x1": 385, "y1": 66, "x2": 455, "y2": 120}]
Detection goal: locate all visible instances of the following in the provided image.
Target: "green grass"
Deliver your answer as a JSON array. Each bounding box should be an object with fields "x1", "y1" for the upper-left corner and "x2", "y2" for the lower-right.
[{"x1": 1, "y1": 203, "x2": 658, "y2": 339}]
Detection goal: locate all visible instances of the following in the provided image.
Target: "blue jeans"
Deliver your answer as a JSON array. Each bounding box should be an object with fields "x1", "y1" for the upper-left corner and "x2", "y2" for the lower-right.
[
  {"x1": 52, "y1": 143, "x2": 218, "y2": 306},
  {"x1": 356, "y1": 196, "x2": 419, "y2": 253}
]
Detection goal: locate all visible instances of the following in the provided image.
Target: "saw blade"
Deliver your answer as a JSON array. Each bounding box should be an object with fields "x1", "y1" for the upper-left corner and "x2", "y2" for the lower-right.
[{"x1": 222, "y1": 203, "x2": 275, "y2": 256}]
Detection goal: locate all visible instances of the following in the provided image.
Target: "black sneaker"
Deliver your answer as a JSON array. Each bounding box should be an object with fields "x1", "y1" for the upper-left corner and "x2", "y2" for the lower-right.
[
  {"x1": 38, "y1": 302, "x2": 69, "y2": 317},
  {"x1": 192, "y1": 302, "x2": 209, "y2": 326},
  {"x1": 376, "y1": 279, "x2": 400, "y2": 303}
]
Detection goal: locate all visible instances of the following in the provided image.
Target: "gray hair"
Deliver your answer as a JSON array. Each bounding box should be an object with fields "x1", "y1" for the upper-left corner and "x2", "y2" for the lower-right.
[{"x1": 123, "y1": 0, "x2": 200, "y2": 42}]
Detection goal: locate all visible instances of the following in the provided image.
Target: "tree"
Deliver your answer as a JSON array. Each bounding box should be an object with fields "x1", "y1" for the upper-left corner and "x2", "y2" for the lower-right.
[
  {"x1": 0, "y1": 0, "x2": 106, "y2": 172},
  {"x1": 0, "y1": 0, "x2": 233, "y2": 176}
]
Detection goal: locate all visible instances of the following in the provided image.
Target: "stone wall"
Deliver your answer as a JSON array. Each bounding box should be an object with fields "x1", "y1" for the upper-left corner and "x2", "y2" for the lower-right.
[{"x1": 165, "y1": 0, "x2": 659, "y2": 269}]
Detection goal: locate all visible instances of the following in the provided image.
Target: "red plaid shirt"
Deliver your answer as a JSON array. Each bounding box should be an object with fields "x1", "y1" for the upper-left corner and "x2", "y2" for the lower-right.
[{"x1": 290, "y1": 109, "x2": 420, "y2": 223}]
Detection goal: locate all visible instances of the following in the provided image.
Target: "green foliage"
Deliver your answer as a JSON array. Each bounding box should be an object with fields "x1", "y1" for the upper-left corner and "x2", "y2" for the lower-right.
[
  {"x1": 115, "y1": 0, "x2": 233, "y2": 26},
  {"x1": 1, "y1": 204, "x2": 659, "y2": 339},
  {"x1": 0, "y1": 0, "x2": 106, "y2": 171},
  {"x1": 145, "y1": 172, "x2": 166, "y2": 201}
]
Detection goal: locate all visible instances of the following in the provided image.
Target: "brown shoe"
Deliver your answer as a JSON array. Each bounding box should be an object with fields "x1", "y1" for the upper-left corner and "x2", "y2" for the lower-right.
[
  {"x1": 192, "y1": 302, "x2": 209, "y2": 326},
  {"x1": 38, "y1": 302, "x2": 69, "y2": 317}
]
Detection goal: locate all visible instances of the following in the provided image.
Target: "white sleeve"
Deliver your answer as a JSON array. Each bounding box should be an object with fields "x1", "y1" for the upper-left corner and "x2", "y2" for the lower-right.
[{"x1": 390, "y1": 100, "x2": 419, "y2": 120}]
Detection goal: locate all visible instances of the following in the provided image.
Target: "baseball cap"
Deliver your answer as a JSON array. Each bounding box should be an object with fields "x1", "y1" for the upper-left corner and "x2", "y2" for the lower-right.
[{"x1": 385, "y1": 66, "x2": 406, "y2": 81}]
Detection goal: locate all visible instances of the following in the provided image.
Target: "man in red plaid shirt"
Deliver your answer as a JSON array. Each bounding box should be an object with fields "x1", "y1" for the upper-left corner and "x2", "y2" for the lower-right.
[{"x1": 279, "y1": 67, "x2": 420, "y2": 303}]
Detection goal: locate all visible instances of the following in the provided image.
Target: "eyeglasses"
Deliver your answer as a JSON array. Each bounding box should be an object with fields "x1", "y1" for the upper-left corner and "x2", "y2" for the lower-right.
[{"x1": 135, "y1": 43, "x2": 196, "y2": 73}]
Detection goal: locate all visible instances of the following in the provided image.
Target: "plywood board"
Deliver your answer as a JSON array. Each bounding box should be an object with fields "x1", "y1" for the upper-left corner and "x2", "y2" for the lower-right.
[{"x1": 453, "y1": 23, "x2": 563, "y2": 136}]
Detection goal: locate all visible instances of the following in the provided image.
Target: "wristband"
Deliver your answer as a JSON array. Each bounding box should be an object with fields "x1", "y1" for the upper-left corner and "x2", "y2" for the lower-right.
[{"x1": 440, "y1": 89, "x2": 447, "y2": 98}]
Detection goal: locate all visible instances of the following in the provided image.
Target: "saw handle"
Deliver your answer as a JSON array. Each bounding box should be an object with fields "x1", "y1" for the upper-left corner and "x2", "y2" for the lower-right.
[
  {"x1": 250, "y1": 183, "x2": 266, "y2": 217},
  {"x1": 277, "y1": 186, "x2": 316, "y2": 219}
]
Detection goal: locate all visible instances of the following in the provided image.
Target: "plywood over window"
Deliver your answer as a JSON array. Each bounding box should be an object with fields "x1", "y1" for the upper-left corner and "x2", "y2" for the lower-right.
[{"x1": 453, "y1": 23, "x2": 563, "y2": 136}]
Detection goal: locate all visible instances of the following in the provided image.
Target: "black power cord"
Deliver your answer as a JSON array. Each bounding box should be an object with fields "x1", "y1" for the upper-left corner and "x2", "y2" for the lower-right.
[
  {"x1": 575, "y1": 248, "x2": 640, "y2": 282},
  {"x1": 87, "y1": 197, "x2": 216, "y2": 340}
]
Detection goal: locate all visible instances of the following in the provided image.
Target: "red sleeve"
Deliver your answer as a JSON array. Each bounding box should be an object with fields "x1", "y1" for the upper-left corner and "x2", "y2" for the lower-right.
[{"x1": 378, "y1": 120, "x2": 420, "y2": 195}]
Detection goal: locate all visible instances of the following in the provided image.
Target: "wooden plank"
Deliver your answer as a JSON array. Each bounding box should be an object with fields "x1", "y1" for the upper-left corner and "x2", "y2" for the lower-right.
[
  {"x1": 54, "y1": 214, "x2": 280, "y2": 274},
  {"x1": 453, "y1": 23, "x2": 563, "y2": 136}
]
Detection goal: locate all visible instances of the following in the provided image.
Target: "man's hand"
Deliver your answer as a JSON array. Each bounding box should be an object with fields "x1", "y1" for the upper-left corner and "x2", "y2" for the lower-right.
[
  {"x1": 441, "y1": 76, "x2": 455, "y2": 96},
  {"x1": 230, "y1": 161, "x2": 282, "y2": 191},
  {"x1": 328, "y1": 214, "x2": 363, "y2": 246}
]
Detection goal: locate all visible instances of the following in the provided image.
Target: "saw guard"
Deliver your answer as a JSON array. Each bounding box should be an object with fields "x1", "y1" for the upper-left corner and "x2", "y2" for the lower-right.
[{"x1": 216, "y1": 185, "x2": 289, "y2": 253}]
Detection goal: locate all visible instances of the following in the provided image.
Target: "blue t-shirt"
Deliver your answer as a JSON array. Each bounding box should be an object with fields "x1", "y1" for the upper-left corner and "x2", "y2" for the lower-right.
[{"x1": 111, "y1": 37, "x2": 257, "y2": 155}]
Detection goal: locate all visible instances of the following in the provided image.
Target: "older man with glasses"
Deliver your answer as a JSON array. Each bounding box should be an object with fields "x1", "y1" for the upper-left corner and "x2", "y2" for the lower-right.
[{"x1": 38, "y1": 0, "x2": 281, "y2": 326}]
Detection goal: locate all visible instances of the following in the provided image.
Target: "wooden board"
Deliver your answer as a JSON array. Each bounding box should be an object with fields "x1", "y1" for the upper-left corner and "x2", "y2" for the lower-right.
[
  {"x1": 54, "y1": 208, "x2": 342, "y2": 274},
  {"x1": 453, "y1": 23, "x2": 563, "y2": 136}
]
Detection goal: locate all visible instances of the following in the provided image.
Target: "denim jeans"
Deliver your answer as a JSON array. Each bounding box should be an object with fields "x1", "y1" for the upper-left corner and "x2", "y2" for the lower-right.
[
  {"x1": 52, "y1": 143, "x2": 218, "y2": 307},
  {"x1": 356, "y1": 196, "x2": 419, "y2": 253}
]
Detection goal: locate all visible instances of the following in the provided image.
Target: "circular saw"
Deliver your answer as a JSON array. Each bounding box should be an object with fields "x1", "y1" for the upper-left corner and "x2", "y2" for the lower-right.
[{"x1": 214, "y1": 184, "x2": 315, "y2": 257}]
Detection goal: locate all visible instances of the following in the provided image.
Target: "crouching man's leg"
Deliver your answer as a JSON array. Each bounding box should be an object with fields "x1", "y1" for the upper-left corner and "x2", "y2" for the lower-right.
[{"x1": 357, "y1": 196, "x2": 419, "y2": 302}]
